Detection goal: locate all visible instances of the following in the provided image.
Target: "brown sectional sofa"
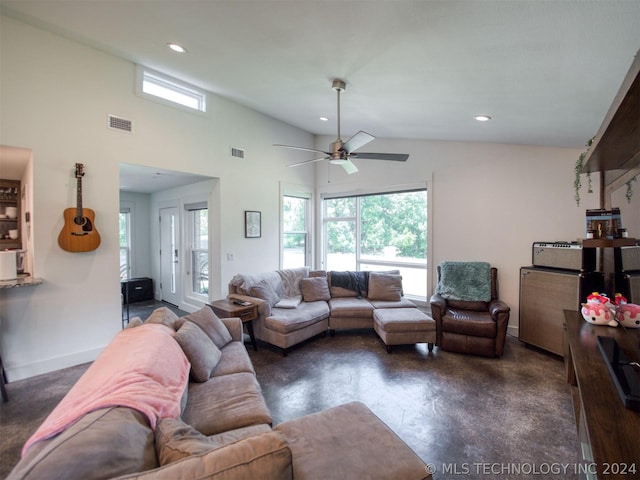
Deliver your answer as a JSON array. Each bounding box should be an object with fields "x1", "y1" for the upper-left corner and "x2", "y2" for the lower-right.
[
  {"x1": 8, "y1": 305, "x2": 431, "y2": 480},
  {"x1": 228, "y1": 267, "x2": 432, "y2": 355}
]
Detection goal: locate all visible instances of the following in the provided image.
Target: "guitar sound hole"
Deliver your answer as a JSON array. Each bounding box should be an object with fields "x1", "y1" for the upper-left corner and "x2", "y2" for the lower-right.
[{"x1": 74, "y1": 216, "x2": 87, "y2": 226}]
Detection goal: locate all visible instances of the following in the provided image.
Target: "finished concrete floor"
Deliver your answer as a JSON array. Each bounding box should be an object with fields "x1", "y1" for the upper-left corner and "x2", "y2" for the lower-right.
[{"x1": 249, "y1": 331, "x2": 584, "y2": 480}]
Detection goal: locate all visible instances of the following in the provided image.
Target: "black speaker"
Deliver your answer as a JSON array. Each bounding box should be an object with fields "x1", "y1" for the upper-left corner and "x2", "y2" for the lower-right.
[{"x1": 121, "y1": 277, "x2": 153, "y2": 304}]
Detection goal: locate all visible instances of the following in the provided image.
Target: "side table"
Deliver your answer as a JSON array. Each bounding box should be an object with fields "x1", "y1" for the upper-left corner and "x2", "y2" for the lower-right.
[{"x1": 208, "y1": 299, "x2": 258, "y2": 351}]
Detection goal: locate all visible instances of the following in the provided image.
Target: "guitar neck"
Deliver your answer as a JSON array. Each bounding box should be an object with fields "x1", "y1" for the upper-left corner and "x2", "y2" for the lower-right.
[{"x1": 76, "y1": 174, "x2": 83, "y2": 218}]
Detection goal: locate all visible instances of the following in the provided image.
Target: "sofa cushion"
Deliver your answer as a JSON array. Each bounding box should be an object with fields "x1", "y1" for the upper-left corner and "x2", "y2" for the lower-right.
[
  {"x1": 328, "y1": 297, "x2": 374, "y2": 318},
  {"x1": 369, "y1": 297, "x2": 417, "y2": 309},
  {"x1": 251, "y1": 280, "x2": 282, "y2": 307},
  {"x1": 178, "y1": 306, "x2": 232, "y2": 349},
  {"x1": 8, "y1": 407, "x2": 157, "y2": 480},
  {"x1": 274, "y1": 296, "x2": 302, "y2": 309},
  {"x1": 116, "y1": 431, "x2": 293, "y2": 480},
  {"x1": 155, "y1": 417, "x2": 271, "y2": 464},
  {"x1": 274, "y1": 401, "x2": 428, "y2": 480},
  {"x1": 442, "y1": 308, "x2": 497, "y2": 338},
  {"x1": 183, "y1": 372, "x2": 273, "y2": 435},
  {"x1": 144, "y1": 307, "x2": 180, "y2": 330},
  {"x1": 212, "y1": 341, "x2": 256, "y2": 377},
  {"x1": 299, "y1": 277, "x2": 331, "y2": 302},
  {"x1": 174, "y1": 321, "x2": 222, "y2": 382},
  {"x1": 264, "y1": 302, "x2": 330, "y2": 335},
  {"x1": 368, "y1": 272, "x2": 403, "y2": 301}
]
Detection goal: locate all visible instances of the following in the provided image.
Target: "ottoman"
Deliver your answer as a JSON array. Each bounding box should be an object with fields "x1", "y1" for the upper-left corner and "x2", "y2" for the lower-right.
[
  {"x1": 373, "y1": 308, "x2": 436, "y2": 353},
  {"x1": 274, "y1": 401, "x2": 431, "y2": 480}
]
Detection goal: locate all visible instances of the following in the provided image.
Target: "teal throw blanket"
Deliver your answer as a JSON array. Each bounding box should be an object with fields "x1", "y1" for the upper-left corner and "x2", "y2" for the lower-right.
[{"x1": 436, "y1": 261, "x2": 491, "y2": 302}]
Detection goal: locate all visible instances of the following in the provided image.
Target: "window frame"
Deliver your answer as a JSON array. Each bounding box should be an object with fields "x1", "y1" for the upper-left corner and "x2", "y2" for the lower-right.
[
  {"x1": 185, "y1": 202, "x2": 209, "y2": 299},
  {"x1": 280, "y1": 184, "x2": 313, "y2": 269},
  {"x1": 136, "y1": 65, "x2": 208, "y2": 114},
  {"x1": 119, "y1": 206, "x2": 132, "y2": 281},
  {"x1": 322, "y1": 185, "x2": 428, "y2": 302}
]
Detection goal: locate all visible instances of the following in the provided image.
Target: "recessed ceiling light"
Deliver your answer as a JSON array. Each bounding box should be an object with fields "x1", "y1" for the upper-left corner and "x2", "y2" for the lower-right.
[
  {"x1": 167, "y1": 43, "x2": 187, "y2": 53},
  {"x1": 319, "y1": 117, "x2": 329, "y2": 122},
  {"x1": 475, "y1": 115, "x2": 492, "y2": 122}
]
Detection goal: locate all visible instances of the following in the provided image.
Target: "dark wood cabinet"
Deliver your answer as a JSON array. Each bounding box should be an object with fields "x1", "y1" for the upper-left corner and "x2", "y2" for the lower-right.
[
  {"x1": 581, "y1": 51, "x2": 640, "y2": 195},
  {"x1": 0, "y1": 179, "x2": 21, "y2": 249},
  {"x1": 564, "y1": 310, "x2": 640, "y2": 479}
]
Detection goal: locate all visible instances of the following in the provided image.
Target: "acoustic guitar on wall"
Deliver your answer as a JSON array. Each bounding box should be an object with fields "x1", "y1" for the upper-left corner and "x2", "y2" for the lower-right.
[{"x1": 58, "y1": 163, "x2": 101, "y2": 252}]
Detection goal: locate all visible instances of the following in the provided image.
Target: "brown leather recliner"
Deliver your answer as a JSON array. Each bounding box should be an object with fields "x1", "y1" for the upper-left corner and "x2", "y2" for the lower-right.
[{"x1": 430, "y1": 266, "x2": 510, "y2": 357}]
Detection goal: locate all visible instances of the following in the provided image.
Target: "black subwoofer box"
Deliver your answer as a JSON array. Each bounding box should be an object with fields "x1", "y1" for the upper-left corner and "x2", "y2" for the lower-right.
[{"x1": 121, "y1": 277, "x2": 153, "y2": 304}]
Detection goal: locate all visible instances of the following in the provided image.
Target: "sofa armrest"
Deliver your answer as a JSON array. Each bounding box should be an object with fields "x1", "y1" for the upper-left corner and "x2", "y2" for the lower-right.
[
  {"x1": 228, "y1": 293, "x2": 271, "y2": 319},
  {"x1": 221, "y1": 317, "x2": 243, "y2": 342},
  {"x1": 429, "y1": 293, "x2": 446, "y2": 320},
  {"x1": 429, "y1": 293, "x2": 447, "y2": 346}
]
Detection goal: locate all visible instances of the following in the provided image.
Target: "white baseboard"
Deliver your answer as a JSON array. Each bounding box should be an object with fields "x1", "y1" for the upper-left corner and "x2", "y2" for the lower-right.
[{"x1": 5, "y1": 346, "x2": 104, "y2": 382}]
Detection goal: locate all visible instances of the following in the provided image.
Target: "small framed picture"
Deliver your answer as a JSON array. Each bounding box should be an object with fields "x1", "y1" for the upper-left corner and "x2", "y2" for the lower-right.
[{"x1": 245, "y1": 211, "x2": 261, "y2": 238}]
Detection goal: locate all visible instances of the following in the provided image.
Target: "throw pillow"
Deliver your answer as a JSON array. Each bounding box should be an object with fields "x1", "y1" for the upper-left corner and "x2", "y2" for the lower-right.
[
  {"x1": 174, "y1": 321, "x2": 222, "y2": 382},
  {"x1": 144, "y1": 307, "x2": 179, "y2": 330},
  {"x1": 299, "y1": 277, "x2": 331, "y2": 302},
  {"x1": 178, "y1": 306, "x2": 232, "y2": 349},
  {"x1": 367, "y1": 272, "x2": 403, "y2": 301},
  {"x1": 251, "y1": 280, "x2": 281, "y2": 307},
  {"x1": 155, "y1": 418, "x2": 272, "y2": 465},
  {"x1": 125, "y1": 317, "x2": 143, "y2": 329}
]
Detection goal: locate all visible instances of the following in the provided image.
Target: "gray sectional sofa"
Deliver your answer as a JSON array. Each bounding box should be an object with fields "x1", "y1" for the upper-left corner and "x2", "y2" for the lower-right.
[
  {"x1": 228, "y1": 267, "x2": 432, "y2": 355},
  {"x1": 8, "y1": 305, "x2": 431, "y2": 480}
]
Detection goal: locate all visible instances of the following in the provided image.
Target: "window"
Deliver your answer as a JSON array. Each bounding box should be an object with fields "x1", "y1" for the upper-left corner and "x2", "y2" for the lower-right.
[
  {"x1": 119, "y1": 208, "x2": 131, "y2": 281},
  {"x1": 137, "y1": 66, "x2": 207, "y2": 112},
  {"x1": 282, "y1": 194, "x2": 311, "y2": 269},
  {"x1": 323, "y1": 189, "x2": 427, "y2": 300},
  {"x1": 186, "y1": 203, "x2": 209, "y2": 296}
]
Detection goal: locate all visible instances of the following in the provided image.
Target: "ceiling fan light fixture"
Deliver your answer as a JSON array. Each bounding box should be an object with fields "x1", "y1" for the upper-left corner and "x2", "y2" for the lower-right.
[
  {"x1": 319, "y1": 116, "x2": 329, "y2": 122},
  {"x1": 329, "y1": 158, "x2": 347, "y2": 165},
  {"x1": 475, "y1": 114, "x2": 492, "y2": 122}
]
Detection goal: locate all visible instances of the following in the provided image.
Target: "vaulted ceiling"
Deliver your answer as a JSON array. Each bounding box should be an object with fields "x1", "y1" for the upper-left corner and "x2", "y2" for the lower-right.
[{"x1": 2, "y1": 0, "x2": 640, "y2": 150}]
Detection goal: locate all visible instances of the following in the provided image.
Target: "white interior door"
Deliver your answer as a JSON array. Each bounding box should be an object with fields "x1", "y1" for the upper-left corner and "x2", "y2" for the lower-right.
[{"x1": 160, "y1": 206, "x2": 180, "y2": 306}]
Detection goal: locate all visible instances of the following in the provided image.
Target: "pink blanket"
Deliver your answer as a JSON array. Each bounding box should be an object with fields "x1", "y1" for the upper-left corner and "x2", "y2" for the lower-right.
[{"x1": 22, "y1": 323, "x2": 190, "y2": 456}]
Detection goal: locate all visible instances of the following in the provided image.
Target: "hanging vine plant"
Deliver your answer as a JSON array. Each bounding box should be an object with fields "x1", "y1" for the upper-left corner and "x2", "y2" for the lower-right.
[
  {"x1": 626, "y1": 175, "x2": 638, "y2": 203},
  {"x1": 574, "y1": 137, "x2": 594, "y2": 206}
]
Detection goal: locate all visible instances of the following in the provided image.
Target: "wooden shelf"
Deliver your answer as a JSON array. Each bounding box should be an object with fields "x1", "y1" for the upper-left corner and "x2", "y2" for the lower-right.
[
  {"x1": 581, "y1": 51, "x2": 640, "y2": 191},
  {"x1": 581, "y1": 237, "x2": 637, "y2": 248}
]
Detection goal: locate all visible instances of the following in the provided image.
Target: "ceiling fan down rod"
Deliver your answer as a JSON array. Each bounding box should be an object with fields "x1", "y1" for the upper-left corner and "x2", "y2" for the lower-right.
[{"x1": 332, "y1": 79, "x2": 346, "y2": 144}]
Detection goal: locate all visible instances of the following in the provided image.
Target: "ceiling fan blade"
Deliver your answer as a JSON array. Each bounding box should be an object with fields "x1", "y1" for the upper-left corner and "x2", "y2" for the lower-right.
[
  {"x1": 351, "y1": 152, "x2": 409, "y2": 162},
  {"x1": 287, "y1": 157, "x2": 328, "y2": 168},
  {"x1": 342, "y1": 131, "x2": 375, "y2": 153},
  {"x1": 274, "y1": 144, "x2": 330, "y2": 156},
  {"x1": 341, "y1": 160, "x2": 359, "y2": 175}
]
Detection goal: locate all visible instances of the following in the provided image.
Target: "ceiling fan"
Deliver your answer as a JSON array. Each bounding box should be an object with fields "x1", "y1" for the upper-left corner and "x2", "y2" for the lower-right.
[{"x1": 274, "y1": 79, "x2": 409, "y2": 174}]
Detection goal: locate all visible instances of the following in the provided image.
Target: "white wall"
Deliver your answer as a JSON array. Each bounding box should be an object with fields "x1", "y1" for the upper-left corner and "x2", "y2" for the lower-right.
[
  {"x1": 0, "y1": 15, "x2": 315, "y2": 381},
  {"x1": 314, "y1": 136, "x2": 603, "y2": 333}
]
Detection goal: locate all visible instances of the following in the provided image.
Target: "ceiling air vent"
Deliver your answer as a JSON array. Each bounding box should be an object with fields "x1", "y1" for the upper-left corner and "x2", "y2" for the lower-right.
[
  {"x1": 108, "y1": 114, "x2": 133, "y2": 133},
  {"x1": 231, "y1": 147, "x2": 245, "y2": 159}
]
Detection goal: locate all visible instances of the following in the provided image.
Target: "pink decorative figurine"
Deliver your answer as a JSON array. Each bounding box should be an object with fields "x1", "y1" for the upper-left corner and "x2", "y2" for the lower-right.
[
  {"x1": 581, "y1": 292, "x2": 618, "y2": 327},
  {"x1": 614, "y1": 294, "x2": 640, "y2": 328}
]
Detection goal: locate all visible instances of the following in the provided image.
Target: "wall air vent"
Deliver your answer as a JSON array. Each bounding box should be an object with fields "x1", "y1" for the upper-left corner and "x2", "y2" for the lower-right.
[
  {"x1": 231, "y1": 147, "x2": 245, "y2": 159},
  {"x1": 108, "y1": 114, "x2": 133, "y2": 133}
]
